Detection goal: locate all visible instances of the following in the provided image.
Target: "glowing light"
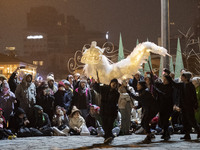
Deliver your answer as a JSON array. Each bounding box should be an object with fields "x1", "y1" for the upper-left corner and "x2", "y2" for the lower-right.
[
  {"x1": 106, "y1": 31, "x2": 109, "y2": 40},
  {"x1": 27, "y1": 35, "x2": 43, "y2": 39},
  {"x1": 6, "y1": 47, "x2": 16, "y2": 51}
]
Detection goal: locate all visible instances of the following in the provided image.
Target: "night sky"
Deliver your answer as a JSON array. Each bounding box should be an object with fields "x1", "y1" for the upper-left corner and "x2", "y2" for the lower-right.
[{"x1": 0, "y1": 0, "x2": 198, "y2": 52}]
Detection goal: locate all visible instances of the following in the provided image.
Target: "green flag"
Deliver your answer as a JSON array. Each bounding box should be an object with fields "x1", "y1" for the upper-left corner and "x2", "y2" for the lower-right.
[
  {"x1": 144, "y1": 55, "x2": 152, "y2": 73},
  {"x1": 118, "y1": 33, "x2": 124, "y2": 62},
  {"x1": 159, "y1": 56, "x2": 164, "y2": 78},
  {"x1": 136, "y1": 39, "x2": 139, "y2": 46},
  {"x1": 169, "y1": 57, "x2": 174, "y2": 73},
  {"x1": 175, "y1": 38, "x2": 184, "y2": 78}
]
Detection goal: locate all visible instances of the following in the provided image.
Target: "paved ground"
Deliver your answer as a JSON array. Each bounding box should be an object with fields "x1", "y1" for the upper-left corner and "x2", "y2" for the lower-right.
[{"x1": 0, "y1": 134, "x2": 200, "y2": 150}]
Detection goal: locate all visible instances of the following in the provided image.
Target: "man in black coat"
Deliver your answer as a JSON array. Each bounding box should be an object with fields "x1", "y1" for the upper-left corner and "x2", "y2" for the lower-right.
[
  {"x1": 129, "y1": 81, "x2": 158, "y2": 144},
  {"x1": 94, "y1": 78, "x2": 120, "y2": 144},
  {"x1": 172, "y1": 72, "x2": 200, "y2": 140}
]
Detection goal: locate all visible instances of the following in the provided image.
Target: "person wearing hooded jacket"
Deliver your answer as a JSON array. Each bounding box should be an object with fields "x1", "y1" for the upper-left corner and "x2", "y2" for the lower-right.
[
  {"x1": 0, "y1": 80, "x2": 16, "y2": 121},
  {"x1": 128, "y1": 81, "x2": 158, "y2": 144},
  {"x1": 33, "y1": 105, "x2": 53, "y2": 136},
  {"x1": 93, "y1": 77, "x2": 120, "y2": 144},
  {"x1": 15, "y1": 73, "x2": 36, "y2": 125}
]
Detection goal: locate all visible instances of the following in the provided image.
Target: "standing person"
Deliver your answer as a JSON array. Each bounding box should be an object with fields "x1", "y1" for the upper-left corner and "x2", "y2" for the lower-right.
[
  {"x1": 63, "y1": 80, "x2": 73, "y2": 115},
  {"x1": 8, "y1": 67, "x2": 20, "y2": 93},
  {"x1": 36, "y1": 81, "x2": 55, "y2": 121},
  {"x1": 172, "y1": 72, "x2": 200, "y2": 140},
  {"x1": 118, "y1": 79, "x2": 135, "y2": 135},
  {"x1": 0, "y1": 80, "x2": 16, "y2": 121},
  {"x1": 54, "y1": 81, "x2": 68, "y2": 110},
  {"x1": 47, "y1": 73, "x2": 58, "y2": 94},
  {"x1": 94, "y1": 77, "x2": 120, "y2": 144},
  {"x1": 129, "y1": 81, "x2": 158, "y2": 144},
  {"x1": 67, "y1": 75, "x2": 74, "y2": 90},
  {"x1": 192, "y1": 77, "x2": 200, "y2": 124},
  {"x1": 129, "y1": 71, "x2": 144, "y2": 92},
  {"x1": 154, "y1": 75, "x2": 174, "y2": 140},
  {"x1": 73, "y1": 73, "x2": 80, "y2": 90},
  {"x1": 72, "y1": 80, "x2": 92, "y2": 119},
  {"x1": 15, "y1": 74, "x2": 36, "y2": 125}
]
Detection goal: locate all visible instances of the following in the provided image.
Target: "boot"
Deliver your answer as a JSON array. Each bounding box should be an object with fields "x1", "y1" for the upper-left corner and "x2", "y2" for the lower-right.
[
  {"x1": 141, "y1": 135, "x2": 151, "y2": 144},
  {"x1": 180, "y1": 134, "x2": 191, "y2": 140}
]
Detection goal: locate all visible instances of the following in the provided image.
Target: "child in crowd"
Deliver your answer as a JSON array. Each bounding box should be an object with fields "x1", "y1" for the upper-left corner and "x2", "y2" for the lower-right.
[{"x1": 69, "y1": 106, "x2": 90, "y2": 135}]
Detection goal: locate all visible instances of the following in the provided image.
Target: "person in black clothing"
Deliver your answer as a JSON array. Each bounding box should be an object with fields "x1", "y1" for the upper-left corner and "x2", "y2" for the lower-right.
[
  {"x1": 94, "y1": 78, "x2": 120, "y2": 144},
  {"x1": 33, "y1": 105, "x2": 53, "y2": 136},
  {"x1": 8, "y1": 107, "x2": 42, "y2": 137},
  {"x1": 172, "y1": 72, "x2": 200, "y2": 140},
  {"x1": 8, "y1": 67, "x2": 20, "y2": 93},
  {"x1": 129, "y1": 81, "x2": 158, "y2": 144},
  {"x1": 129, "y1": 71, "x2": 144, "y2": 92},
  {"x1": 36, "y1": 81, "x2": 55, "y2": 121},
  {"x1": 154, "y1": 75, "x2": 174, "y2": 140},
  {"x1": 54, "y1": 81, "x2": 70, "y2": 111},
  {"x1": 72, "y1": 80, "x2": 92, "y2": 119}
]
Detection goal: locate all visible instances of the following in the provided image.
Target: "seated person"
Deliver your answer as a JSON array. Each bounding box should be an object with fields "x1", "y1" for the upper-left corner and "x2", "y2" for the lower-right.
[
  {"x1": 69, "y1": 106, "x2": 89, "y2": 135},
  {"x1": 33, "y1": 105, "x2": 53, "y2": 136},
  {"x1": 52, "y1": 106, "x2": 70, "y2": 136}
]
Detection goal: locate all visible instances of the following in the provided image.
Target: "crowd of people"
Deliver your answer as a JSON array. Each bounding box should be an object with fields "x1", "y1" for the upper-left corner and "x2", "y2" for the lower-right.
[{"x1": 0, "y1": 66, "x2": 200, "y2": 144}]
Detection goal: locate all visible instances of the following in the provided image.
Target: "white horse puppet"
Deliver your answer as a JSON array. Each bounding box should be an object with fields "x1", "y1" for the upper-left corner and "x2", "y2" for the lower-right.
[{"x1": 81, "y1": 41, "x2": 170, "y2": 84}]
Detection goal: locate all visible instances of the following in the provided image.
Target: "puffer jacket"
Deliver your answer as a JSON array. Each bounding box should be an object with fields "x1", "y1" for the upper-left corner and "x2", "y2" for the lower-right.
[{"x1": 118, "y1": 85, "x2": 135, "y2": 109}]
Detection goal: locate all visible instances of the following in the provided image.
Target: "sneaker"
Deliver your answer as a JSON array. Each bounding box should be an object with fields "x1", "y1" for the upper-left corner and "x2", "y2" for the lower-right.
[
  {"x1": 140, "y1": 136, "x2": 151, "y2": 144},
  {"x1": 180, "y1": 134, "x2": 191, "y2": 140}
]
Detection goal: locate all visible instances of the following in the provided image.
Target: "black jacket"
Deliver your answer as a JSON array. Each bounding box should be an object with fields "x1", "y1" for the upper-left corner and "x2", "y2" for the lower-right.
[
  {"x1": 130, "y1": 89, "x2": 158, "y2": 112},
  {"x1": 172, "y1": 81, "x2": 198, "y2": 109},
  {"x1": 94, "y1": 83, "x2": 120, "y2": 118},
  {"x1": 8, "y1": 72, "x2": 18, "y2": 93},
  {"x1": 154, "y1": 82, "x2": 174, "y2": 110}
]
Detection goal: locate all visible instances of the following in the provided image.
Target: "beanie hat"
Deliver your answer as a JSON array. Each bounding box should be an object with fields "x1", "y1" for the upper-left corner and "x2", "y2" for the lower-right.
[
  {"x1": 15, "y1": 107, "x2": 26, "y2": 116},
  {"x1": 63, "y1": 80, "x2": 71, "y2": 86},
  {"x1": 47, "y1": 75, "x2": 54, "y2": 82},
  {"x1": 110, "y1": 78, "x2": 118, "y2": 85},
  {"x1": 34, "y1": 105, "x2": 43, "y2": 111},
  {"x1": 80, "y1": 79, "x2": 87, "y2": 83},
  {"x1": 58, "y1": 81, "x2": 66, "y2": 88},
  {"x1": 0, "y1": 108, "x2": 3, "y2": 111},
  {"x1": 138, "y1": 81, "x2": 147, "y2": 90},
  {"x1": 182, "y1": 72, "x2": 192, "y2": 80}
]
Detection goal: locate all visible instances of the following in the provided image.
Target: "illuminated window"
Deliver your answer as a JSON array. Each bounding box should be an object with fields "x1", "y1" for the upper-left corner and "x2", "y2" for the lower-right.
[
  {"x1": 39, "y1": 61, "x2": 43, "y2": 66},
  {"x1": 33, "y1": 61, "x2": 38, "y2": 65}
]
